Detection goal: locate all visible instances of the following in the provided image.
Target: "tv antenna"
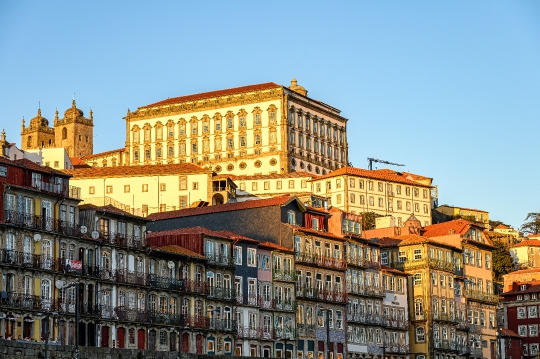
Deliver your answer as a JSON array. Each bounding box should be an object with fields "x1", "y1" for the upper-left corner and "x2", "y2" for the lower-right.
[{"x1": 367, "y1": 157, "x2": 405, "y2": 171}]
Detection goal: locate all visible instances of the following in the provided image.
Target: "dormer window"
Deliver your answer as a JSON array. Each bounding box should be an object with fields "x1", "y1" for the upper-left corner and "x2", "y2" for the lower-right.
[
  {"x1": 312, "y1": 217, "x2": 319, "y2": 230},
  {"x1": 287, "y1": 210, "x2": 296, "y2": 225},
  {"x1": 522, "y1": 285, "x2": 528, "y2": 291}
]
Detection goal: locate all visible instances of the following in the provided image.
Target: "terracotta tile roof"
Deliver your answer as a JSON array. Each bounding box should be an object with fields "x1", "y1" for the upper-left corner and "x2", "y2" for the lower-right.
[
  {"x1": 139, "y1": 82, "x2": 282, "y2": 109},
  {"x1": 504, "y1": 268, "x2": 540, "y2": 275},
  {"x1": 495, "y1": 224, "x2": 511, "y2": 229},
  {"x1": 381, "y1": 265, "x2": 408, "y2": 276},
  {"x1": 69, "y1": 157, "x2": 90, "y2": 166},
  {"x1": 257, "y1": 241, "x2": 293, "y2": 252},
  {"x1": 377, "y1": 238, "x2": 403, "y2": 247},
  {"x1": 512, "y1": 239, "x2": 540, "y2": 248},
  {"x1": 147, "y1": 194, "x2": 297, "y2": 221},
  {"x1": 151, "y1": 245, "x2": 206, "y2": 259},
  {"x1": 12, "y1": 158, "x2": 70, "y2": 176},
  {"x1": 527, "y1": 234, "x2": 540, "y2": 239},
  {"x1": 290, "y1": 225, "x2": 346, "y2": 241},
  {"x1": 146, "y1": 226, "x2": 232, "y2": 240},
  {"x1": 500, "y1": 328, "x2": 521, "y2": 338},
  {"x1": 81, "y1": 148, "x2": 124, "y2": 160},
  {"x1": 62, "y1": 162, "x2": 207, "y2": 179},
  {"x1": 501, "y1": 280, "x2": 540, "y2": 296},
  {"x1": 215, "y1": 171, "x2": 317, "y2": 181},
  {"x1": 79, "y1": 204, "x2": 145, "y2": 220},
  {"x1": 315, "y1": 166, "x2": 432, "y2": 187},
  {"x1": 423, "y1": 220, "x2": 494, "y2": 247},
  {"x1": 214, "y1": 230, "x2": 259, "y2": 244}
]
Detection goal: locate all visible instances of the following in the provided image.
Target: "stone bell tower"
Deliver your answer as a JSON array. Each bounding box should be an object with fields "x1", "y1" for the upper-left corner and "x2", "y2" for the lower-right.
[
  {"x1": 54, "y1": 100, "x2": 94, "y2": 157},
  {"x1": 20, "y1": 109, "x2": 56, "y2": 151}
]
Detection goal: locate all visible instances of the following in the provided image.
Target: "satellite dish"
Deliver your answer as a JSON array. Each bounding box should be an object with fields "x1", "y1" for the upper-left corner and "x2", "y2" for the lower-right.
[
  {"x1": 80, "y1": 226, "x2": 88, "y2": 234},
  {"x1": 91, "y1": 231, "x2": 99, "y2": 240},
  {"x1": 55, "y1": 280, "x2": 66, "y2": 289},
  {"x1": 33, "y1": 233, "x2": 41, "y2": 242},
  {"x1": 168, "y1": 261, "x2": 175, "y2": 269}
]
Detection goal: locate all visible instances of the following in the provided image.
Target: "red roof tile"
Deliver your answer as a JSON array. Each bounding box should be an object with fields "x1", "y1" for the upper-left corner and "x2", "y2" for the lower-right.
[
  {"x1": 501, "y1": 280, "x2": 540, "y2": 296},
  {"x1": 147, "y1": 226, "x2": 232, "y2": 241},
  {"x1": 500, "y1": 328, "x2": 521, "y2": 338},
  {"x1": 381, "y1": 265, "x2": 408, "y2": 276},
  {"x1": 315, "y1": 166, "x2": 432, "y2": 188},
  {"x1": 378, "y1": 238, "x2": 403, "y2": 247},
  {"x1": 495, "y1": 224, "x2": 511, "y2": 229},
  {"x1": 79, "y1": 204, "x2": 145, "y2": 220},
  {"x1": 290, "y1": 225, "x2": 346, "y2": 241},
  {"x1": 62, "y1": 162, "x2": 207, "y2": 179},
  {"x1": 504, "y1": 268, "x2": 540, "y2": 275},
  {"x1": 147, "y1": 194, "x2": 298, "y2": 221},
  {"x1": 81, "y1": 148, "x2": 124, "y2": 160},
  {"x1": 12, "y1": 158, "x2": 70, "y2": 176},
  {"x1": 69, "y1": 157, "x2": 90, "y2": 167},
  {"x1": 152, "y1": 245, "x2": 206, "y2": 259},
  {"x1": 512, "y1": 239, "x2": 540, "y2": 248},
  {"x1": 139, "y1": 82, "x2": 282, "y2": 109},
  {"x1": 257, "y1": 241, "x2": 293, "y2": 252}
]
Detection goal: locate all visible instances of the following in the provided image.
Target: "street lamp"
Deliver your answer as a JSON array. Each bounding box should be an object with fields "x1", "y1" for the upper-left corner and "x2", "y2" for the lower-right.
[{"x1": 40, "y1": 311, "x2": 58, "y2": 359}]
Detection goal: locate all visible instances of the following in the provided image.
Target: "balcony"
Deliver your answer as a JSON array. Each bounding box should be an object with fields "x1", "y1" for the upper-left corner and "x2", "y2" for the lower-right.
[
  {"x1": 275, "y1": 328, "x2": 295, "y2": 340},
  {"x1": 346, "y1": 256, "x2": 380, "y2": 270},
  {"x1": 208, "y1": 286, "x2": 235, "y2": 301},
  {"x1": 3, "y1": 210, "x2": 81, "y2": 237},
  {"x1": 434, "y1": 340, "x2": 459, "y2": 351},
  {"x1": 464, "y1": 289, "x2": 499, "y2": 304},
  {"x1": 116, "y1": 269, "x2": 149, "y2": 286},
  {"x1": 260, "y1": 298, "x2": 274, "y2": 310},
  {"x1": 456, "y1": 322, "x2": 470, "y2": 331},
  {"x1": 184, "y1": 280, "x2": 209, "y2": 295},
  {"x1": 149, "y1": 311, "x2": 185, "y2": 326},
  {"x1": 208, "y1": 318, "x2": 237, "y2": 333},
  {"x1": 0, "y1": 293, "x2": 54, "y2": 311},
  {"x1": 385, "y1": 344, "x2": 409, "y2": 354},
  {"x1": 236, "y1": 294, "x2": 259, "y2": 307},
  {"x1": 237, "y1": 326, "x2": 275, "y2": 340},
  {"x1": 204, "y1": 252, "x2": 235, "y2": 267},
  {"x1": 432, "y1": 312, "x2": 459, "y2": 324},
  {"x1": 346, "y1": 312, "x2": 382, "y2": 325},
  {"x1": 390, "y1": 258, "x2": 458, "y2": 274},
  {"x1": 296, "y1": 288, "x2": 347, "y2": 303},
  {"x1": 98, "y1": 232, "x2": 145, "y2": 249},
  {"x1": 382, "y1": 316, "x2": 410, "y2": 329},
  {"x1": 295, "y1": 252, "x2": 347, "y2": 270},
  {"x1": 275, "y1": 299, "x2": 297, "y2": 311},
  {"x1": 116, "y1": 307, "x2": 149, "y2": 322},
  {"x1": 183, "y1": 315, "x2": 209, "y2": 329},
  {"x1": 149, "y1": 274, "x2": 184, "y2": 291},
  {"x1": 347, "y1": 284, "x2": 386, "y2": 298},
  {"x1": 273, "y1": 270, "x2": 297, "y2": 282}
]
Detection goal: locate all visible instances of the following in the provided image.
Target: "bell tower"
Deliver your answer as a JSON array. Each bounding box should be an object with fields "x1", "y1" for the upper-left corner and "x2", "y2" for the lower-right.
[
  {"x1": 20, "y1": 109, "x2": 56, "y2": 150},
  {"x1": 54, "y1": 100, "x2": 94, "y2": 157}
]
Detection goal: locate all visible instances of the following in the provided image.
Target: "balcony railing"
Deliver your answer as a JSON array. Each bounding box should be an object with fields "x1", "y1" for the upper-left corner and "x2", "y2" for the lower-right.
[
  {"x1": 184, "y1": 280, "x2": 209, "y2": 295},
  {"x1": 116, "y1": 269, "x2": 148, "y2": 286},
  {"x1": 295, "y1": 288, "x2": 347, "y2": 303},
  {"x1": 464, "y1": 289, "x2": 499, "y2": 304},
  {"x1": 3, "y1": 211, "x2": 81, "y2": 236},
  {"x1": 208, "y1": 318, "x2": 237, "y2": 333},
  {"x1": 183, "y1": 315, "x2": 210, "y2": 329},
  {"x1": 382, "y1": 316, "x2": 410, "y2": 329},
  {"x1": 149, "y1": 311, "x2": 185, "y2": 326},
  {"x1": 346, "y1": 312, "x2": 382, "y2": 325},
  {"x1": 273, "y1": 270, "x2": 297, "y2": 282},
  {"x1": 434, "y1": 340, "x2": 459, "y2": 351},
  {"x1": 236, "y1": 294, "x2": 259, "y2": 307},
  {"x1": 432, "y1": 312, "x2": 459, "y2": 324},
  {"x1": 208, "y1": 286, "x2": 235, "y2": 301},
  {"x1": 346, "y1": 256, "x2": 381, "y2": 270},
  {"x1": 275, "y1": 299, "x2": 297, "y2": 311},
  {"x1": 237, "y1": 326, "x2": 275, "y2": 340},
  {"x1": 116, "y1": 307, "x2": 149, "y2": 322},
  {"x1": 390, "y1": 258, "x2": 458, "y2": 274},
  {"x1": 295, "y1": 252, "x2": 347, "y2": 270},
  {"x1": 275, "y1": 328, "x2": 295, "y2": 340},
  {"x1": 204, "y1": 252, "x2": 235, "y2": 267},
  {"x1": 385, "y1": 344, "x2": 409, "y2": 354},
  {"x1": 347, "y1": 284, "x2": 386, "y2": 297},
  {"x1": 98, "y1": 232, "x2": 145, "y2": 249},
  {"x1": 149, "y1": 274, "x2": 184, "y2": 291}
]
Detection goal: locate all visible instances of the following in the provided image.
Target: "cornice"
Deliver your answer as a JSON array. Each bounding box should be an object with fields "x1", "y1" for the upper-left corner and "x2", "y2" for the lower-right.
[{"x1": 126, "y1": 88, "x2": 284, "y2": 122}]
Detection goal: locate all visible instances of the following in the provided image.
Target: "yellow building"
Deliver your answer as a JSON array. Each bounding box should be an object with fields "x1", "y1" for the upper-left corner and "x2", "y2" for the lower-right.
[
  {"x1": 87, "y1": 79, "x2": 348, "y2": 177},
  {"x1": 62, "y1": 163, "x2": 236, "y2": 216},
  {"x1": 493, "y1": 224, "x2": 520, "y2": 240},
  {"x1": 510, "y1": 239, "x2": 540, "y2": 268},
  {"x1": 434, "y1": 205, "x2": 489, "y2": 229},
  {"x1": 311, "y1": 166, "x2": 434, "y2": 227}
]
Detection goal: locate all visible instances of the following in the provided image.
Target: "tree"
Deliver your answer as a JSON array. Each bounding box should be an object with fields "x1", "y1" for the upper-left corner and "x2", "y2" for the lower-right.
[
  {"x1": 520, "y1": 212, "x2": 540, "y2": 235},
  {"x1": 492, "y1": 239, "x2": 515, "y2": 280},
  {"x1": 361, "y1": 212, "x2": 383, "y2": 231},
  {"x1": 489, "y1": 220, "x2": 505, "y2": 229}
]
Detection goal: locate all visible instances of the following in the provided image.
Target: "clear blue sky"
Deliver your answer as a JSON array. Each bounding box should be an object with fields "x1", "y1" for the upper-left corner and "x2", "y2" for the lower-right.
[{"x1": 1, "y1": 1, "x2": 538, "y2": 229}]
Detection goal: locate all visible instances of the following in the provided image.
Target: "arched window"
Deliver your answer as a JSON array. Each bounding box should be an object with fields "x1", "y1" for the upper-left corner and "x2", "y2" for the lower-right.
[
  {"x1": 41, "y1": 279, "x2": 51, "y2": 299},
  {"x1": 27, "y1": 136, "x2": 32, "y2": 147},
  {"x1": 414, "y1": 298, "x2": 424, "y2": 319},
  {"x1": 62, "y1": 127, "x2": 67, "y2": 140}
]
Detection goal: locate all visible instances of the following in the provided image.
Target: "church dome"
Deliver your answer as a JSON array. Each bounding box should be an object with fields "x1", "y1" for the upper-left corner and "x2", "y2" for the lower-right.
[
  {"x1": 29, "y1": 109, "x2": 49, "y2": 128},
  {"x1": 63, "y1": 100, "x2": 85, "y2": 120}
]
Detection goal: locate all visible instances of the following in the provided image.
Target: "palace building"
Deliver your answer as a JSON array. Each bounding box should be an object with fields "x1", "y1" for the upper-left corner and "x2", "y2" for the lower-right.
[{"x1": 85, "y1": 79, "x2": 348, "y2": 177}]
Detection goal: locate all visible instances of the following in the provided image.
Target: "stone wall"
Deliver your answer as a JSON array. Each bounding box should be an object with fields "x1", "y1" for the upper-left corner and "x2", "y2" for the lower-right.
[{"x1": 0, "y1": 339, "x2": 180, "y2": 359}]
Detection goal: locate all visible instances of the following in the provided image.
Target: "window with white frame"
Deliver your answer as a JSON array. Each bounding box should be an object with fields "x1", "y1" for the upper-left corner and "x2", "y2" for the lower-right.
[
  {"x1": 518, "y1": 307, "x2": 527, "y2": 319},
  {"x1": 530, "y1": 306, "x2": 538, "y2": 318},
  {"x1": 234, "y1": 246, "x2": 242, "y2": 265},
  {"x1": 416, "y1": 326, "x2": 425, "y2": 342},
  {"x1": 413, "y1": 249, "x2": 422, "y2": 260},
  {"x1": 398, "y1": 251, "x2": 407, "y2": 263},
  {"x1": 381, "y1": 252, "x2": 388, "y2": 265},
  {"x1": 247, "y1": 248, "x2": 256, "y2": 266},
  {"x1": 530, "y1": 325, "x2": 539, "y2": 337},
  {"x1": 518, "y1": 325, "x2": 527, "y2": 337},
  {"x1": 531, "y1": 343, "x2": 539, "y2": 356}
]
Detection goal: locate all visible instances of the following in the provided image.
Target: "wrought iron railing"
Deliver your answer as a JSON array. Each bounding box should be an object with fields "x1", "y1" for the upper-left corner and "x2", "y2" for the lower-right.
[
  {"x1": 204, "y1": 252, "x2": 235, "y2": 267},
  {"x1": 464, "y1": 289, "x2": 499, "y2": 304},
  {"x1": 346, "y1": 312, "x2": 382, "y2": 325},
  {"x1": 208, "y1": 286, "x2": 235, "y2": 300},
  {"x1": 295, "y1": 287, "x2": 347, "y2": 303},
  {"x1": 294, "y1": 252, "x2": 347, "y2": 270},
  {"x1": 382, "y1": 316, "x2": 410, "y2": 329},
  {"x1": 346, "y1": 256, "x2": 381, "y2": 269},
  {"x1": 273, "y1": 270, "x2": 297, "y2": 282}
]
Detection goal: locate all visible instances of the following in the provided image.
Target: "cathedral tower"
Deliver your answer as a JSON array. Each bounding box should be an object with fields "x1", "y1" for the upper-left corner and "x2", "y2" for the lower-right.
[
  {"x1": 53, "y1": 100, "x2": 94, "y2": 157},
  {"x1": 20, "y1": 109, "x2": 56, "y2": 151}
]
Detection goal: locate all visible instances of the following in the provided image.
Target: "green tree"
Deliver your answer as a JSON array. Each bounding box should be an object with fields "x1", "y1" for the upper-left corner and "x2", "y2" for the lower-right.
[
  {"x1": 521, "y1": 212, "x2": 540, "y2": 235},
  {"x1": 361, "y1": 212, "x2": 383, "y2": 231},
  {"x1": 492, "y1": 240, "x2": 515, "y2": 280}
]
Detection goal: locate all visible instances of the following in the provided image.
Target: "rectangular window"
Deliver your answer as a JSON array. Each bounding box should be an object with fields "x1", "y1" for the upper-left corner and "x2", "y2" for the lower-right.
[
  {"x1": 264, "y1": 181, "x2": 270, "y2": 190},
  {"x1": 160, "y1": 183, "x2": 166, "y2": 192},
  {"x1": 124, "y1": 185, "x2": 130, "y2": 193},
  {"x1": 252, "y1": 182, "x2": 258, "y2": 191},
  {"x1": 530, "y1": 325, "x2": 538, "y2": 337},
  {"x1": 530, "y1": 306, "x2": 538, "y2": 318},
  {"x1": 142, "y1": 184, "x2": 148, "y2": 192},
  {"x1": 106, "y1": 185, "x2": 113, "y2": 194},
  {"x1": 193, "y1": 182, "x2": 198, "y2": 190},
  {"x1": 247, "y1": 248, "x2": 256, "y2": 266},
  {"x1": 179, "y1": 196, "x2": 188, "y2": 209},
  {"x1": 414, "y1": 249, "x2": 422, "y2": 260},
  {"x1": 289, "y1": 180, "x2": 294, "y2": 189},
  {"x1": 277, "y1": 181, "x2": 282, "y2": 189},
  {"x1": 89, "y1": 186, "x2": 95, "y2": 195},
  {"x1": 234, "y1": 246, "x2": 242, "y2": 265}
]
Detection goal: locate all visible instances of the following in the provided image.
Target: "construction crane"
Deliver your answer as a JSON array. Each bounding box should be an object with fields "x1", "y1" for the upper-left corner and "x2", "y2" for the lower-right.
[{"x1": 367, "y1": 157, "x2": 406, "y2": 171}]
